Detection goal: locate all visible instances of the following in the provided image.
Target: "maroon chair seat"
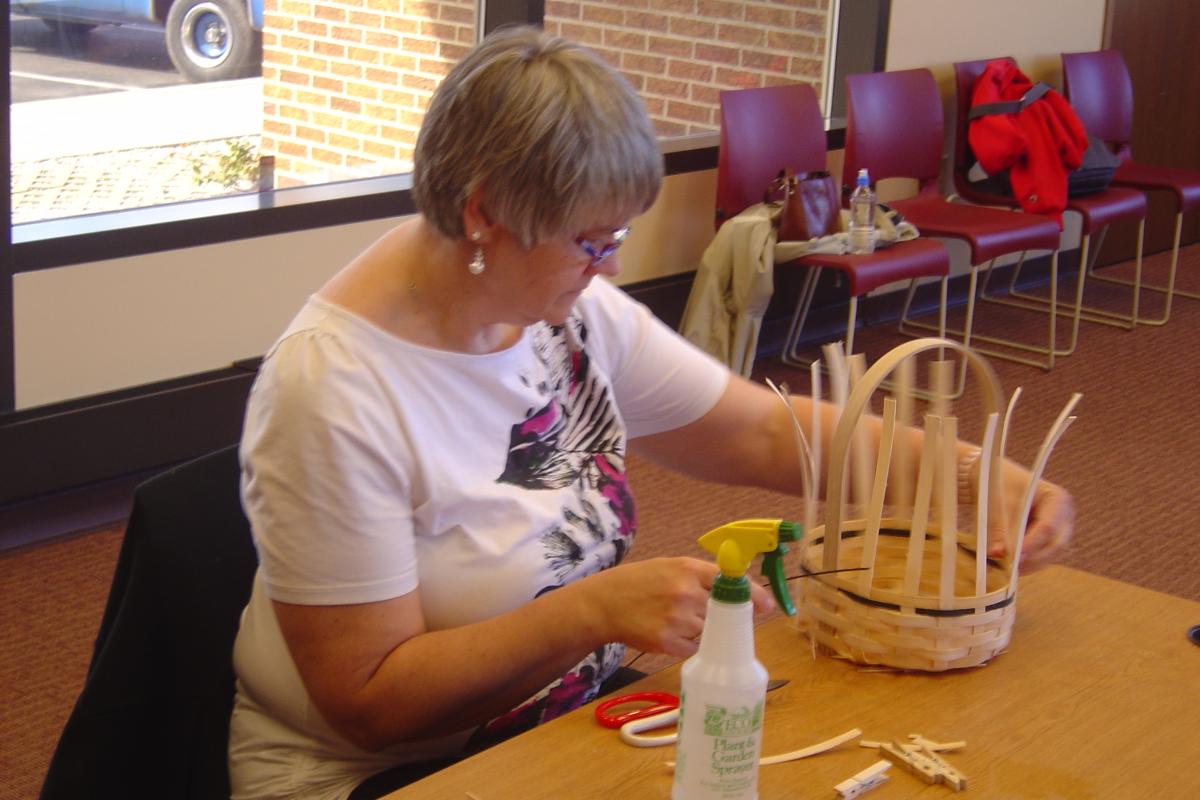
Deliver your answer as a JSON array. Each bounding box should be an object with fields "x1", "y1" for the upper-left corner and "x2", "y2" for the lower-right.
[
  {"x1": 950, "y1": 57, "x2": 1148, "y2": 344},
  {"x1": 799, "y1": 238, "x2": 951, "y2": 297},
  {"x1": 889, "y1": 194, "x2": 1061, "y2": 263},
  {"x1": 1113, "y1": 162, "x2": 1200, "y2": 214},
  {"x1": 716, "y1": 82, "x2": 950, "y2": 365},
  {"x1": 1067, "y1": 186, "x2": 1149, "y2": 231}
]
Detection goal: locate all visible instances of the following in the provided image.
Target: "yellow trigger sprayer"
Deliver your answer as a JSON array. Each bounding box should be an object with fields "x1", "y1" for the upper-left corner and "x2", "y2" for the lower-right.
[{"x1": 697, "y1": 518, "x2": 800, "y2": 616}]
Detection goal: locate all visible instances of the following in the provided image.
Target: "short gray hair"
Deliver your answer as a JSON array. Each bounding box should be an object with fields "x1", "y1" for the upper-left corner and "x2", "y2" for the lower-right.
[{"x1": 412, "y1": 26, "x2": 663, "y2": 249}]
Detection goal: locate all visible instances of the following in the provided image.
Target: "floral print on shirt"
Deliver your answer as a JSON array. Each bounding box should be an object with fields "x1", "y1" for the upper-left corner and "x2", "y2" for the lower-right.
[{"x1": 475, "y1": 314, "x2": 636, "y2": 748}]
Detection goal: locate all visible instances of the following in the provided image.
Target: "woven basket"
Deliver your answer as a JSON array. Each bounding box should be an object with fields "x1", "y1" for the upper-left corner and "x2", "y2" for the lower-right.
[
  {"x1": 794, "y1": 339, "x2": 1078, "y2": 672},
  {"x1": 798, "y1": 519, "x2": 1016, "y2": 671}
]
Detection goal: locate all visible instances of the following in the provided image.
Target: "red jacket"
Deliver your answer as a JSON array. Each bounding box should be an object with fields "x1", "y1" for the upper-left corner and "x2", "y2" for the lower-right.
[{"x1": 968, "y1": 60, "x2": 1089, "y2": 226}]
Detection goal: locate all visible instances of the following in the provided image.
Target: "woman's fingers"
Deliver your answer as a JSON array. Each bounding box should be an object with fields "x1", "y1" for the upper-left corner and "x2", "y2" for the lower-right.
[
  {"x1": 591, "y1": 557, "x2": 777, "y2": 655},
  {"x1": 1016, "y1": 481, "x2": 1075, "y2": 572},
  {"x1": 986, "y1": 477, "x2": 1075, "y2": 572}
]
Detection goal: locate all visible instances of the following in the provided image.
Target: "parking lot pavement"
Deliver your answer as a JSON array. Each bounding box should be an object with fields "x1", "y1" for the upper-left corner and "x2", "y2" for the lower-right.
[
  {"x1": 12, "y1": 77, "x2": 262, "y2": 161},
  {"x1": 11, "y1": 137, "x2": 259, "y2": 225},
  {"x1": 11, "y1": 79, "x2": 263, "y2": 224}
]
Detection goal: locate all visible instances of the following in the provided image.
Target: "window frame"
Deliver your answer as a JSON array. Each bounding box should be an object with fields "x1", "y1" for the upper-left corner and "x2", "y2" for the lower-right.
[{"x1": 1, "y1": 1, "x2": 890, "y2": 417}]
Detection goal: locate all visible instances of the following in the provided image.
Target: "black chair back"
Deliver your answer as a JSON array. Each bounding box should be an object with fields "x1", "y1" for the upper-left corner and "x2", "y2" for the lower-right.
[{"x1": 40, "y1": 445, "x2": 256, "y2": 800}]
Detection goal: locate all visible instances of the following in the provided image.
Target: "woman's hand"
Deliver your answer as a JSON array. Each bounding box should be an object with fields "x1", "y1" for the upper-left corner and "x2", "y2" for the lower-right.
[
  {"x1": 986, "y1": 459, "x2": 1075, "y2": 573},
  {"x1": 581, "y1": 557, "x2": 776, "y2": 658}
]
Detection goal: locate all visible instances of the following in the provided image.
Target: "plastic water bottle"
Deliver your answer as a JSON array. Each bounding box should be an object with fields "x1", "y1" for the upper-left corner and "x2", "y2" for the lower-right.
[{"x1": 849, "y1": 168, "x2": 876, "y2": 254}]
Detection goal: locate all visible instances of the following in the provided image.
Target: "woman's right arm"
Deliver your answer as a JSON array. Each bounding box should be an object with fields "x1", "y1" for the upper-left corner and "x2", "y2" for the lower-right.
[{"x1": 269, "y1": 555, "x2": 770, "y2": 752}]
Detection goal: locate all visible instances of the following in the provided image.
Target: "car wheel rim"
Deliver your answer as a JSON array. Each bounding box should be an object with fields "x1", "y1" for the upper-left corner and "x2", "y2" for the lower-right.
[{"x1": 182, "y1": 4, "x2": 232, "y2": 69}]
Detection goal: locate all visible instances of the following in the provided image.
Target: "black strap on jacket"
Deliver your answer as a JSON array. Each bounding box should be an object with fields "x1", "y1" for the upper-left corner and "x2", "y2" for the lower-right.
[{"x1": 968, "y1": 81, "x2": 1052, "y2": 120}]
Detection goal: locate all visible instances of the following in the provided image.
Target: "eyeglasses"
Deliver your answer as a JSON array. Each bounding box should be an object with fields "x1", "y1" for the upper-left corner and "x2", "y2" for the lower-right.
[{"x1": 575, "y1": 226, "x2": 630, "y2": 268}]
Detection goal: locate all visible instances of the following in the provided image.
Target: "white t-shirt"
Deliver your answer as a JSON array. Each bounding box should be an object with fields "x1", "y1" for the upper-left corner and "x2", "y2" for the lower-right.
[{"x1": 228, "y1": 278, "x2": 729, "y2": 799}]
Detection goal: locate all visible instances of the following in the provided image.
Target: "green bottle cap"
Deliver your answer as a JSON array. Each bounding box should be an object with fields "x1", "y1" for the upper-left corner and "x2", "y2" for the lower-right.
[{"x1": 711, "y1": 573, "x2": 751, "y2": 604}]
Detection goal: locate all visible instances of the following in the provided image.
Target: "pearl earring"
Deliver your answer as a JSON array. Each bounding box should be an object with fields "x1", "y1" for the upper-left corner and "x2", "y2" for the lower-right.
[{"x1": 468, "y1": 231, "x2": 485, "y2": 275}]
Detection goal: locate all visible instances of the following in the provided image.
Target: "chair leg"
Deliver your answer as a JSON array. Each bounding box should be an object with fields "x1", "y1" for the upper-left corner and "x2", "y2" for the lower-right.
[
  {"x1": 986, "y1": 235, "x2": 1087, "y2": 354},
  {"x1": 877, "y1": 275, "x2": 953, "y2": 400},
  {"x1": 899, "y1": 268, "x2": 962, "y2": 341},
  {"x1": 1088, "y1": 212, "x2": 1189, "y2": 326},
  {"x1": 976, "y1": 251, "x2": 1026, "y2": 301},
  {"x1": 1000, "y1": 220, "x2": 1147, "y2": 331},
  {"x1": 780, "y1": 267, "x2": 824, "y2": 367},
  {"x1": 965, "y1": 250, "x2": 1062, "y2": 371},
  {"x1": 844, "y1": 296, "x2": 859, "y2": 355},
  {"x1": 897, "y1": 266, "x2": 981, "y2": 396}
]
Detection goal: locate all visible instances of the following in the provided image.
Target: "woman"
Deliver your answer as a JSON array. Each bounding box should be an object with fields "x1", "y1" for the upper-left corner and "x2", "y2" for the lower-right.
[{"x1": 228, "y1": 26, "x2": 1074, "y2": 800}]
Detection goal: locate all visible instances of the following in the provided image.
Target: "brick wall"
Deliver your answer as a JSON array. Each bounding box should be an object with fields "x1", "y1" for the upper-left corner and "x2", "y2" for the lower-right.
[
  {"x1": 261, "y1": 0, "x2": 476, "y2": 189},
  {"x1": 545, "y1": 0, "x2": 830, "y2": 137},
  {"x1": 261, "y1": 0, "x2": 830, "y2": 187}
]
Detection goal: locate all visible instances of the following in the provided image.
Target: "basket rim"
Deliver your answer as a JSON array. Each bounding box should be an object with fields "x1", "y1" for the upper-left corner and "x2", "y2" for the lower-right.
[{"x1": 799, "y1": 517, "x2": 1014, "y2": 613}]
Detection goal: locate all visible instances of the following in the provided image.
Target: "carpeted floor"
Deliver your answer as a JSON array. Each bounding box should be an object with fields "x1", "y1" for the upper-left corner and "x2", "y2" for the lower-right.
[{"x1": 2, "y1": 244, "x2": 1198, "y2": 800}]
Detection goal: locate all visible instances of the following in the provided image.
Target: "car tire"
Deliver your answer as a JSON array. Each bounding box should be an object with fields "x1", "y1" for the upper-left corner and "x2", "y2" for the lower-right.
[{"x1": 165, "y1": 0, "x2": 261, "y2": 83}]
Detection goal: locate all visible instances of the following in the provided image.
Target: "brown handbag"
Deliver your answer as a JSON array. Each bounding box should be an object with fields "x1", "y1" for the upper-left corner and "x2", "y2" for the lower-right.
[{"x1": 765, "y1": 168, "x2": 840, "y2": 241}]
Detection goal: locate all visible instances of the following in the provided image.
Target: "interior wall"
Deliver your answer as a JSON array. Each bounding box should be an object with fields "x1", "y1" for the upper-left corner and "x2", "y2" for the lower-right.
[
  {"x1": 11, "y1": 0, "x2": 1109, "y2": 410},
  {"x1": 885, "y1": 0, "x2": 1106, "y2": 82},
  {"x1": 13, "y1": 218, "x2": 397, "y2": 409}
]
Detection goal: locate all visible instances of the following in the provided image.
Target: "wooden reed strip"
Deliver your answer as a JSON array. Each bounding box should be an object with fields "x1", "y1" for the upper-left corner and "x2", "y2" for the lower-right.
[
  {"x1": 858, "y1": 397, "x2": 897, "y2": 594},
  {"x1": 930, "y1": 359, "x2": 954, "y2": 420},
  {"x1": 939, "y1": 416, "x2": 958, "y2": 603},
  {"x1": 904, "y1": 416, "x2": 941, "y2": 595},
  {"x1": 893, "y1": 355, "x2": 915, "y2": 517},
  {"x1": 810, "y1": 359, "x2": 822, "y2": 509},
  {"x1": 1006, "y1": 393, "x2": 1082, "y2": 587},
  {"x1": 974, "y1": 412, "x2": 1000, "y2": 594},
  {"x1": 848, "y1": 353, "x2": 873, "y2": 509},
  {"x1": 764, "y1": 377, "x2": 817, "y2": 564},
  {"x1": 824, "y1": 342, "x2": 850, "y2": 540},
  {"x1": 996, "y1": 388, "x2": 1023, "y2": 548}
]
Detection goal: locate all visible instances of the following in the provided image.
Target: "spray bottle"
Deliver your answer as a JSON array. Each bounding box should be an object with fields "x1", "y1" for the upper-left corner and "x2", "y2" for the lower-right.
[{"x1": 672, "y1": 519, "x2": 799, "y2": 800}]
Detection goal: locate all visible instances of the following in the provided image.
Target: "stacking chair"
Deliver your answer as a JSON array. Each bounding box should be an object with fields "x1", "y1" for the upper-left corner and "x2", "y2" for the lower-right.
[
  {"x1": 951, "y1": 57, "x2": 1149, "y2": 349},
  {"x1": 716, "y1": 82, "x2": 950, "y2": 366},
  {"x1": 1062, "y1": 48, "x2": 1200, "y2": 326},
  {"x1": 843, "y1": 67, "x2": 1062, "y2": 384},
  {"x1": 40, "y1": 445, "x2": 257, "y2": 800}
]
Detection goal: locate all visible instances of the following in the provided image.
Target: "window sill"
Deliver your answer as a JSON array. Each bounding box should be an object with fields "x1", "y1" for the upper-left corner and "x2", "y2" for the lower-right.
[
  {"x1": 10, "y1": 125, "x2": 846, "y2": 274},
  {"x1": 12, "y1": 172, "x2": 416, "y2": 272}
]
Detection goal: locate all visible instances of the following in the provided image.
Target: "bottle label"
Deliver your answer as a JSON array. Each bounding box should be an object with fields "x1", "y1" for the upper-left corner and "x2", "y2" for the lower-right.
[{"x1": 674, "y1": 696, "x2": 764, "y2": 796}]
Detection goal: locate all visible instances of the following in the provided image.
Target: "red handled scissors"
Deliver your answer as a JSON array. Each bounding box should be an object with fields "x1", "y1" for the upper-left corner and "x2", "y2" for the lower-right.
[
  {"x1": 594, "y1": 691, "x2": 681, "y2": 747},
  {"x1": 594, "y1": 680, "x2": 790, "y2": 748},
  {"x1": 594, "y1": 690, "x2": 679, "y2": 729}
]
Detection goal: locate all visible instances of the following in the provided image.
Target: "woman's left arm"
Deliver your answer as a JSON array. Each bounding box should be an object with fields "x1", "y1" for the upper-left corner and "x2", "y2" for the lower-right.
[{"x1": 630, "y1": 372, "x2": 1074, "y2": 572}]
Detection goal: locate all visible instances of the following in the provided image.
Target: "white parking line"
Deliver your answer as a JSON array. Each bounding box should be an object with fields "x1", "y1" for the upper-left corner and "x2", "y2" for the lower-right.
[{"x1": 10, "y1": 70, "x2": 140, "y2": 92}]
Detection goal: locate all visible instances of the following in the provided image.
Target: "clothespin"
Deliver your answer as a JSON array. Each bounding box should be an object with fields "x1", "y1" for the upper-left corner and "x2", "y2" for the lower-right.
[
  {"x1": 904, "y1": 742, "x2": 967, "y2": 791},
  {"x1": 863, "y1": 733, "x2": 968, "y2": 791},
  {"x1": 879, "y1": 741, "x2": 941, "y2": 784},
  {"x1": 908, "y1": 733, "x2": 967, "y2": 752},
  {"x1": 834, "y1": 759, "x2": 891, "y2": 799}
]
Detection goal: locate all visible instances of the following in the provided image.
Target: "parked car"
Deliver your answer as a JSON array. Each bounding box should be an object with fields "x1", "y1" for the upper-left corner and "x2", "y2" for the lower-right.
[{"x1": 12, "y1": 0, "x2": 263, "y2": 82}]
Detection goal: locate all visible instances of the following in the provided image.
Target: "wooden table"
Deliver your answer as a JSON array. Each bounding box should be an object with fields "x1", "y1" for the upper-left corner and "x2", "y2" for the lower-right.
[{"x1": 391, "y1": 567, "x2": 1200, "y2": 798}]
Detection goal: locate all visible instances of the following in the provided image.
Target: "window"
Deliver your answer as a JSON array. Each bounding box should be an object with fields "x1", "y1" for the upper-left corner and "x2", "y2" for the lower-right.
[
  {"x1": 1, "y1": 1, "x2": 888, "y2": 501},
  {"x1": 8, "y1": 1, "x2": 870, "y2": 228}
]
